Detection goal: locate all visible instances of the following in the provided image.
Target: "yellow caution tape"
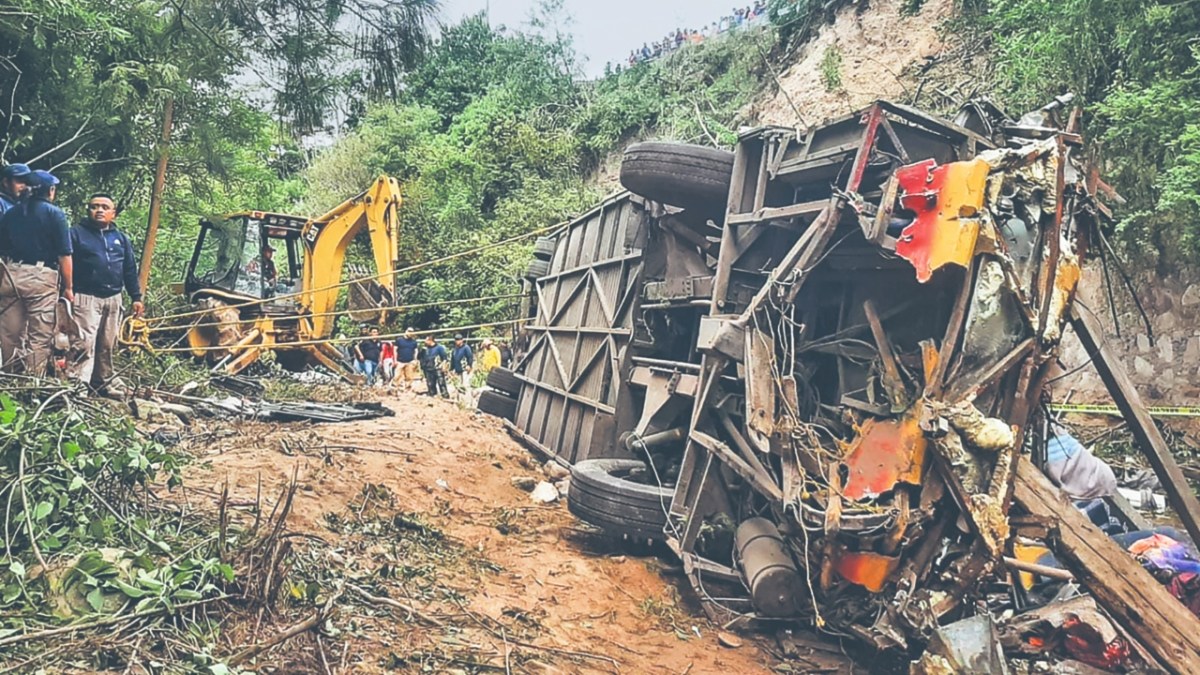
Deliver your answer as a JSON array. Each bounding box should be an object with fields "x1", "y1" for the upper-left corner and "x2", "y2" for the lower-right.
[{"x1": 1049, "y1": 403, "x2": 1200, "y2": 418}]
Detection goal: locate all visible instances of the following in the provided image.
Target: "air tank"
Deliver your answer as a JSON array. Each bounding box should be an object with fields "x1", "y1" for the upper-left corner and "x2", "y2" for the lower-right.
[{"x1": 734, "y1": 517, "x2": 803, "y2": 617}]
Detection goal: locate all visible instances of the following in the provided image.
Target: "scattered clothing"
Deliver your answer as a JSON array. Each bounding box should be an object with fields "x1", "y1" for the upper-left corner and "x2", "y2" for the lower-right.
[
  {"x1": 1044, "y1": 433, "x2": 1117, "y2": 500},
  {"x1": 1128, "y1": 533, "x2": 1200, "y2": 576}
]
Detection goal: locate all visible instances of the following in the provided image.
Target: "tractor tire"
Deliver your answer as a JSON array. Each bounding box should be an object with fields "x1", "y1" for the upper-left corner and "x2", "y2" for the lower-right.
[
  {"x1": 486, "y1": 367, "x2": 522, "y2": 397},
  {"x1": 533, "y1": 236, "x2": 556, "y2": 261},
  {"x1": 620, "y1": 142, "x2": 735, "y2": 215},
  {"x1": 525, "y1": 259, "x2": 550, "y2": 280},
  {"x1": 568, "y1": 459, "x2": 673, "y2": 542},
  {"x1": 477, "y1": 390, "x2": 517, "y2": 422}
]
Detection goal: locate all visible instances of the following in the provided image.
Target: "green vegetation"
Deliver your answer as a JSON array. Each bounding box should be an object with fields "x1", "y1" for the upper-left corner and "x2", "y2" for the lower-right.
[
  {"x1": 971, "y1": 0, "x2": 1200, "y2": 268},
  {"x1": 301, "y1": 13, "x2": 776, "y2": 330},
  {"x1": 0, "y1": 389, "x2": 231, "y2": 667},
  {"x1": 820, "y1": 45, "x2": 843, "y2": 92}
]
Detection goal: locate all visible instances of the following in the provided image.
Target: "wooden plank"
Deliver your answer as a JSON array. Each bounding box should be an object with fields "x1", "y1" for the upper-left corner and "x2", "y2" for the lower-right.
[
  {"x1": 1013, "y1": 456, "x2": 1200, "y2": 674},
  {"x1": 863, "y1": 299, "x2": 908, "y2": 410},
  {"x1": 1069, "y1": 306, "x2": 1200, "y2": 549}
]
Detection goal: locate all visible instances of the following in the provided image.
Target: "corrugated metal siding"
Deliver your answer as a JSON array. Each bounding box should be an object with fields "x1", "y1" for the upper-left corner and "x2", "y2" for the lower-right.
[{"x1": 513, "y1": 193, "x2": 648, "y2": 464}]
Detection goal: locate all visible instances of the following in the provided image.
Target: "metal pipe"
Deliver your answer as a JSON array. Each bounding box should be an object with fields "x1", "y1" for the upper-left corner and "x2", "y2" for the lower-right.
[
  {"x1": 630, "y1": 356, "x2": 702, "y2": 372},
  {"x1": 625, "y1": 427, "x2": 686, "y2": 453}
]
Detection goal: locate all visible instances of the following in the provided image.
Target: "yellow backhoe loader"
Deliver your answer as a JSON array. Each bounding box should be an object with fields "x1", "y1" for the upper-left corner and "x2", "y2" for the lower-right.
[{"x1": 172, "y1": 176, "x2": 401, "y2": 377}]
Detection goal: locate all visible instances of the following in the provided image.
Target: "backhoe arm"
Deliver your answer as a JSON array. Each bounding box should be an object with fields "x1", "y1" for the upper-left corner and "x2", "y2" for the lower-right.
[{"x1": 300, "y1": 176, "x2": 402, "y2": 337}]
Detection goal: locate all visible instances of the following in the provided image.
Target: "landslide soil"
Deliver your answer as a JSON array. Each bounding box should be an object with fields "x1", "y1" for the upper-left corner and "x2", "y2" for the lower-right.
[{"x1": 186, "y1": 393, "x2": 786, "y2": 674}]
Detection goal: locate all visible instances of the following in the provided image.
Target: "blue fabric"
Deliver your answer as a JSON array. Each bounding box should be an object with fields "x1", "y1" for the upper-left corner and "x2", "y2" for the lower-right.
[
  {"x1": 0, "y1": 192, "x2": 18, "y2": 216},
  {"x1": 395, "y1": 336, "x2": 419, "y2": 363},
  {"x1": 0, "y1": 197, "x2": 71, "y2": 264},
  {"x1": 70, "y1": 221, "x2": 141, "y2": 300},
  {"x1": 1046, "y1": 433, "x2": 1084, "y2": 465},
  {"x1": 355, "y1": 358, "x2": 377, "y2": 383},
  {"x1": 450, "y1": 343, "x2": 474, "y2": 373}
]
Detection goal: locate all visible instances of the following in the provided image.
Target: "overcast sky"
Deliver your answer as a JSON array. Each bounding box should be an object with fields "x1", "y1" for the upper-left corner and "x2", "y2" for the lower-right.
[{"x1": 441, "y1": 0, "x2": 743, "y2": 76}]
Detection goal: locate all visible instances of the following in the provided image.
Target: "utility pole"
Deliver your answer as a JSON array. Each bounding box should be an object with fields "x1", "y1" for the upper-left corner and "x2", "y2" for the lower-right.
[{"x1": 139, "y1": 97, "x2": 174, "y2": 293}]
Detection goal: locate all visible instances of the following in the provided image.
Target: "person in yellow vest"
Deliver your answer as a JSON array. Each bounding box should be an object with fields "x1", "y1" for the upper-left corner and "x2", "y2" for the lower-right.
[{"x1": 477, "y1": 338, "x2": 501, "y2": 374}]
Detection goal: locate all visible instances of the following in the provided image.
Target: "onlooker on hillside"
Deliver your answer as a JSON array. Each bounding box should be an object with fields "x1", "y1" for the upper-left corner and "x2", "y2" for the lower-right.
[
  {"x1": 477, "y1": 338, "x2": 501, "y2": 375},
  {"x1": 450, "y1": 333, "x2": 474, "y2": 400},
  {"x1": 419, "y1": 334, "x2": 449, "y2": 398},
  {"x1": 379, "y1": 338, "x2": 396, "y2": 385},
  {"x1": 353, "y1": 327, "x2": 382, "y2": 385},
  {"x1": 498, "y1": 341, "x2": 513, "y2": 369},
  {"x1": 394, "y1": 327, "x2": 420, "y2": 391}
]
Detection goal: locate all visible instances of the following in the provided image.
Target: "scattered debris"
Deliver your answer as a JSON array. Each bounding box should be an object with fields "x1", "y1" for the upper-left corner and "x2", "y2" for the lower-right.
[
  {"x1": 530, "y1": 482, "x2": 560, "y2": 504},
  {"x1": 511, "y1": 476, "x2": 538, "y2": 492}
]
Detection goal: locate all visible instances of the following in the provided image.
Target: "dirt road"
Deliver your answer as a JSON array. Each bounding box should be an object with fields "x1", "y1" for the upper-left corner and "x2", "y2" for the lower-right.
[{"x1": 189, "y1": 392, "x2": 784, "y2": 673}]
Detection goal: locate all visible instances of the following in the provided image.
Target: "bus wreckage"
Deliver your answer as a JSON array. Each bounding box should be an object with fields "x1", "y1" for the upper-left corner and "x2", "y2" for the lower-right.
[{"x1": 489, "y1": 96, "x2": 1200, "y2": 672}]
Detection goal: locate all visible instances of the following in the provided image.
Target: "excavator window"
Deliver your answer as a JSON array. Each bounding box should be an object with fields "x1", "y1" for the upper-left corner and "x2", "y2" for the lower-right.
[{"x1": 187, "y1": 215, "x2": 305, "y2": 303}]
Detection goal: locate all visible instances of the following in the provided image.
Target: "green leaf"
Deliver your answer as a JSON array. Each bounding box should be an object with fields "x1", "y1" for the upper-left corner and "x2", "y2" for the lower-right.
[
  {"x1": 69, "y1": 476, "x2": 85, "y2": 491},
  {"x1": 2, "y1": 584, "x2": 20, "y2": 604},
  {"x1": 9, "y1": 561, "x2": 25, "y2": 579},
  {"x1": 33, "y1": 501, "x2": 52, "y2": 521},
  {"x1": 114, "y1": 580, "x2": 149, "y2": 598},
  {"x1": 86, "y1": 587, "x2": 105, "y2": 613},
  {"x1": 173, "y1": 589, "x2": 202, "y2": 601}
]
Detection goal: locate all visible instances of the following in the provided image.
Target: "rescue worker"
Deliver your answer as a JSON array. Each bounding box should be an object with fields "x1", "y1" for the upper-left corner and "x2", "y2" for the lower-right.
[
  {"x1": 394, "y1": 327, "x2": 419, "y2": 391},
  {"x1": 0, "y1": 170, "x2": 73, "y2": 375},
  {"x1": 419, "y1": 334, "x2": 449, "y2": 398},
  {"x1": 450, "y1": 333, "x2": 474, "y2": 400},
  {"x1": 0, "y1": 163, "x2": 31, "y2": 214},
  {"x1": 477, "y1": 338, "x2": 501, "y2": 374},
  {"x1": 69, "y1": 193, "x2": 143, "y2": 395}
]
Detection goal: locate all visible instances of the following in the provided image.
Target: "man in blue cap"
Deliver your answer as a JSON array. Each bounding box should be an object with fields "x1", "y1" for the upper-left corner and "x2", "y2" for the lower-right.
[
  {"x1": 70, "y1": 192, "x2": 142, "y2": 394},
  {"x1": 0, "y1": 163, "x2": 31, "y2": 215},
  {"x1": 0, "y1": 169, "x2": 73, "y2": 375}
]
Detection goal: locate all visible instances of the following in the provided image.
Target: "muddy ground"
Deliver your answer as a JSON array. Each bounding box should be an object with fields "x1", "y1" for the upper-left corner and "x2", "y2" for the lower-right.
[{"x1": 179, "y1": 392, "x2": 846, "y2": 674}]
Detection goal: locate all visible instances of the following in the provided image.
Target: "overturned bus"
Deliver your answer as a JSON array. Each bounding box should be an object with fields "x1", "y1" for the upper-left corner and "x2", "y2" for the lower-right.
[{"x1": 483, "y1": 98, "x2": 1200, "y2": 670}]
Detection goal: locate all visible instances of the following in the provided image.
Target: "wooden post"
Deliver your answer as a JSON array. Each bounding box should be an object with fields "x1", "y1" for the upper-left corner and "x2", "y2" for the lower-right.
[
  {"x1": 138, "y1": 97, "x2": 174, "y2": 293},
  {"x1": 1013, "y1": 457, "x2": 1200, "y2": 673},
  {"x1": 1068, "y1": 306, "x2": 1200, "y2": 548}
]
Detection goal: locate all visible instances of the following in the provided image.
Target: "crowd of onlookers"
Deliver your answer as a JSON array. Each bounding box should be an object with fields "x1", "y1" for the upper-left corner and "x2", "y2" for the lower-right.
[
  {"x1": 341, "y1": 326, "x2": 511, "y2": 403},
  {"x1": 615, "y1": 1, "x2": 770, "y2": 71}
]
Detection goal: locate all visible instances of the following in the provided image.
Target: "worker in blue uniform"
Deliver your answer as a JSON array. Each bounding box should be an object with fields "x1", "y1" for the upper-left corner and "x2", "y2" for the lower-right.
[{"x1": 0, "y1": 170, "x2": 73, "y2": 374}]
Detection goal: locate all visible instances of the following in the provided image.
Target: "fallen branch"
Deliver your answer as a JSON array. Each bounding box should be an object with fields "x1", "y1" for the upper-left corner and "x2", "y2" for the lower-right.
[
  {"x1": 348, "y1": 584, "x2": 444, "y2": 627},
  {"x1": 321, "y1": 444, "x2": 417, "y2": 457},
  {"x1": 227, "y1": 589, "x2": 340, "y2": 667},
  {"x1": 0, "y1": 595, "x2": 229, "y2": 649}
]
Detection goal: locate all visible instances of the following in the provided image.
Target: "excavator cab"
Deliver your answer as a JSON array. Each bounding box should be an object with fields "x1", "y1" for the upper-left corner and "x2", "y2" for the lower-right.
[{"x1": 185, "y1": 211, "x2": 308, "y2": 307}]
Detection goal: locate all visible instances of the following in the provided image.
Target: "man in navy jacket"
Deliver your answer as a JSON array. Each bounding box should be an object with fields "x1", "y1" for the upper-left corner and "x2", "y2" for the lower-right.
[{"x1": 69, "y1": 193, "x2": 143, "y2": 394}]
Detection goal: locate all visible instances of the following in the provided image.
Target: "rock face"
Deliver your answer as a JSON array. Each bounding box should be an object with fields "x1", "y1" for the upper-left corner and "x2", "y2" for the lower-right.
[{"x1": 1059, "y1": 265, "x2": 1200, "y2": 402}]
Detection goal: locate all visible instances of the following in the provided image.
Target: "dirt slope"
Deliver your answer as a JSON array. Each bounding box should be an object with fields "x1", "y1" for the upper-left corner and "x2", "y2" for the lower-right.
[
  {"x1": 187, "y1": 394, "x2": 797, "y2": 673},
  {"x1": 749, "y1": 0, "x2": 956, "y2": 127}
]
